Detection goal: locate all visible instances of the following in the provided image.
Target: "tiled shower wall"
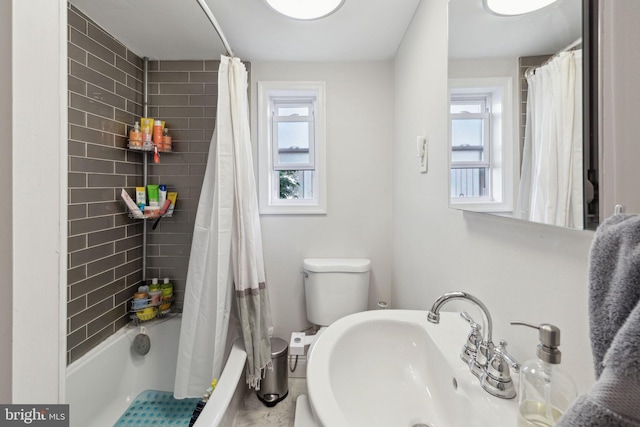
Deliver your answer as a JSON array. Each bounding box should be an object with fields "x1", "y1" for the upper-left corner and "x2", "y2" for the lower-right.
[
  {"x1": 518, "y1": 55, "x2": 550, "y2": 153},
  {"x1": 67, "y1": 4, "x2": 145, "y2": 364},
  {"x1": 144, "y1": 60, "x2": 220, "y2": 310},
  {"x1": 66, "y1": 4, "x2": 223, "y2": 364}
]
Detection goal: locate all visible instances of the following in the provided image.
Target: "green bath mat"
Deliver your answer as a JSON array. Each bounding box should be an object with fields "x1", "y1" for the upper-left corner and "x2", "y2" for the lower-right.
[{"x1": 114, "y1": 390, "x2": 200, "y2": 426}]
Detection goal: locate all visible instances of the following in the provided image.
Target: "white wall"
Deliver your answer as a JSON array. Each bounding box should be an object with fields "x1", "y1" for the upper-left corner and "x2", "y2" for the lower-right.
[
  {"x1": 448, "y1": 58, "x2": 519, "y2": 148},
  {"x1": 449, "y1": 58, "x2": 519, "y2": 87},
  {"x1": 601, "y1": 0, "x2": 640, "y2": 216},
  {"x1": 11, "y1": 0, "x2": 67, "y2": 403},
  {"x1": 0, "y1": 0, "x2": 12, "y2": 403},
  {"x1": 250, "y1": 62, "x2": 394, "y2": 339},
  {"x1": 393, "y1": 0, "x2": 595, "y2": 393}
]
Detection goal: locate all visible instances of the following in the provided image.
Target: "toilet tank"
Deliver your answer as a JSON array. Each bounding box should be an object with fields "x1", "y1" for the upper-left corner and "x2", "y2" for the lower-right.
[{"x1": 303, "y1": 258, "x2": 371, "y2": 327}]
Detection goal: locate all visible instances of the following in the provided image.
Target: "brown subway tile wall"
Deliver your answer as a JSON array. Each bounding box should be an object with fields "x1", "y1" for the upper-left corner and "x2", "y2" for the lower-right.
[
  {"x1": 67, "y1": 3, "x2": 144, "y2": 364},
  {"x1": 66, "y1": 5, "x2": 245, "y2": 365},
  {"x1": 518, "y1": 55, "x2": 551, "y2": 155},
  {"x1": 144, "y1": 59, "x2": 222, "y2": 311}
]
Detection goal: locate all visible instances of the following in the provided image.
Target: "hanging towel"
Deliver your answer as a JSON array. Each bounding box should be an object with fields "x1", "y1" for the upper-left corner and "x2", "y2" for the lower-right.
[
  {"x1": 174, "y1": 56, "x2": 272, "y2": 397},
  {"x1": 220, "y1": 56, "x2": 273, "y2": 389},
  {"x1": 558, "y1": 214, "x2": 640, "y2": 426}
]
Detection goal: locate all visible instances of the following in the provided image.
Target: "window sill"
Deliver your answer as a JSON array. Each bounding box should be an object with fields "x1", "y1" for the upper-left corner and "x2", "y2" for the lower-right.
[
  {"x1": 450, "y1": 199, "x2": 512, "y2": 214},
  {"x1": 259, "y1": 204, "x2": 327, "y2": 215}
]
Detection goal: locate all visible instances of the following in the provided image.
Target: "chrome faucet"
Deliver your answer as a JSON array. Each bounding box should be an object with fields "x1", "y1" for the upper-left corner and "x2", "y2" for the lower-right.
[
  {"x1": 427, "y1": 291, "x2": 517, "y2": 399},
  {"x1": 459, "y1": 311, "x2": 482, "y2": 366},
  {"x1": 427, "y1": 291, "x2": 493, "y2": 345}
]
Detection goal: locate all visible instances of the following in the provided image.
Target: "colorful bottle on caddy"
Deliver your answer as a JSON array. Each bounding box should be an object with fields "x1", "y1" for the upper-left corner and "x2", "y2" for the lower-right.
[
  {"x1": 159, "y1": 278, "x2": 173, "y2": 314},
  {"x1": 149, "y1": 278, "x2": 161, "y2": 306},
  {"x1": 132, "y1": 291, "x2": 147, "y2": 310},
  {"x1": 129, "y1": 122, "x2": 142, "y2": 148},
  {"x1": 141, "y1": 118, "x2": 153, "y2": 150},
  {"x1": 162, "y1": 128, "x2": 172, "y2": 151},
  {"x1": 153, "y1": 120, "x2": 163, "y2": 146}
]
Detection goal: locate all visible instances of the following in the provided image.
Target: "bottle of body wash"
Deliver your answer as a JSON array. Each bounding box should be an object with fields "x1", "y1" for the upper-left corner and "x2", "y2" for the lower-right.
[
  {"x1": 153, "y1": 120, "x2": 163, "y2": 146},
  {"x1": 129, "y1": 121, "x2": 142, "y2": 148},
  {"x1": 141, "y1": 118, "x2": 153, "y2": 150},
  {"x1": 512, "y1": 322, "x2": 577, "y2": 427},
  {"x1": 162, "y1": 127, "x2": 172, "y2": 151}
]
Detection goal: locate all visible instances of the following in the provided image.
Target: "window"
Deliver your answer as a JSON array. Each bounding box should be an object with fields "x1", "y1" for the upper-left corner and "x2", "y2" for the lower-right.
[
  {"x1": 257, "y1": 82, "x2": 326, "y2": 214},
  {"x1": 450, "y1": 94, "x2": 492, "y2": 199},
  {"x1": 449, "y1": 77, "x2": 515, "y2": 213}
]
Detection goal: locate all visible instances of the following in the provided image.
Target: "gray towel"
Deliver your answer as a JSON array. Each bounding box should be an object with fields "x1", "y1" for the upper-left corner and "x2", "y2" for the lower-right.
[
  {"x1": 557, "y1": 394, "x2": 640, "y2": 427},
  {"x1": 558, "y1": 214, "x2": 640, "y2": 426},
  {"x1": 588, "y1": 214, "x2": 640, "y2": 378}
]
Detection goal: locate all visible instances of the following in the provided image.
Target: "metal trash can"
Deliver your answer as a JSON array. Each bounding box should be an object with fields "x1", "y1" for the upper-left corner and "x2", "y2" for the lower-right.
[{"x1": 257, "y1": 337, "x2": 289, "y2": 407}]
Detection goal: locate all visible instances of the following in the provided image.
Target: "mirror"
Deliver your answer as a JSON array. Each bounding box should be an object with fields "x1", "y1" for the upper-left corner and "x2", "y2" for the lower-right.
[{"x1": 448, "y1": 0, "x2": 599, "y2": 230}]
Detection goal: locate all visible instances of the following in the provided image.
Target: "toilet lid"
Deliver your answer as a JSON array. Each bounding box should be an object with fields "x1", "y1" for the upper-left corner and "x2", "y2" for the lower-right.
[{"x1": 303, "y1": 258, "x2": 371, "y2": 273}]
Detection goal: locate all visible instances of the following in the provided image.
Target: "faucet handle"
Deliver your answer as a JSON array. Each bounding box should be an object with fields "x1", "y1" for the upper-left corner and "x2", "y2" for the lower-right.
[
  {"x1": 481, "y1": 340, "x2": 517, "y2": 399},
  {"x1": 469, "y1": 339, "x2": 494, "y2": 378},
  {"x1": 460, "y1": 311, "x2": 481, "y2": 330},
  {"x1": 460, "y1": 313, "x2": 482, "y2": 365},
  {"x1": 481, "y1": 354, "x2": 517, "y2": 399},
  {"x1": 496, "y1": 340, "x2": 520, "y2": 373}
]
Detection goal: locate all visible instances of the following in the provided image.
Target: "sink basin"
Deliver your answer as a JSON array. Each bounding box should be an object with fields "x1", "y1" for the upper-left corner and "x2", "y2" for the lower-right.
[{"x1": 306, "y1": 310, "x2": 518, "y2": 427}]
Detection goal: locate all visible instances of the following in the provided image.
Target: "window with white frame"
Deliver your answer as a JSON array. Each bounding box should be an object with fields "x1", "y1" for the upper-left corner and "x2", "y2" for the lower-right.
[
  {"x1": 257, "y1": 82, "x2": 326, "y2": 214},
  {"x1": 449, "y1": 77, "x2": 516, "y2": 213},
  {"x1": 450, "y1": 94, "x2": 492, "y2": 200}
]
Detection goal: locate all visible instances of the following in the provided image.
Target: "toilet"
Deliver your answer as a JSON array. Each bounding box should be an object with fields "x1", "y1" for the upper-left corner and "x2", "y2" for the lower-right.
[
  {"x1": 303, "y1": 258, "x2": 371, "y2": 328},
  {"x1": 295, "y1": 258, "x2": 371, "y2": 427}
]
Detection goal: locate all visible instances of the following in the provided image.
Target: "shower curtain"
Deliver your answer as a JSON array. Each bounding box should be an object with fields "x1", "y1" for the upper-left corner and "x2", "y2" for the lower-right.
[
  {"x1": 174, "y1": 56, "x2": 273, "y2": 398},
  {"x1": 516, "y1": 50, "x2": 583, "y2": 228}
]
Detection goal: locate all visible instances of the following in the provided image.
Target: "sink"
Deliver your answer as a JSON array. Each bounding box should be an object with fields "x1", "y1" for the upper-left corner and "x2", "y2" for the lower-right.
[{"x1": 306, "y1": 310, "x2": 518, "y2": 427}]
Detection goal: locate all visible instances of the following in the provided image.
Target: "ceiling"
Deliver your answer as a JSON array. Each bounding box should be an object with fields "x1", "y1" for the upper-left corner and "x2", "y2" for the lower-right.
[
  {"x1": 69, "y1": 0, "x2": 582, "y2": 62},
  {"x1": 69, "y1": 0, "x2": 421, "y2": 62},
  {"x1": 449, "y1": 0, "x2": 582, "y2": 60}
]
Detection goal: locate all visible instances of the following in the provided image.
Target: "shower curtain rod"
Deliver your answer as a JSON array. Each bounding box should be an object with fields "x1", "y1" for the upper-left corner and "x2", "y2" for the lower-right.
[
  {"x1": 525, "y1": 37, "x2": 582, "y2": 78},
  {"x1": 543, "y1": 37, "x2": 583, "y2": 65},
  {"x1": 196, "y1": 0, "x2": 235, "y2": 57}
]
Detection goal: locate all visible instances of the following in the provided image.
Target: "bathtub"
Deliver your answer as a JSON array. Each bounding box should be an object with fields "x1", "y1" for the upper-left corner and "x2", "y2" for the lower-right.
[{"x1": 66, "y1": 315, "x2": 247, "y2": 427}]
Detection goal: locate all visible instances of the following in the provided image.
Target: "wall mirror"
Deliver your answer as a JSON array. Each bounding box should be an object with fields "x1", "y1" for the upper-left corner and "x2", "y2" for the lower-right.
[{"x1": 447, "y1": 0, "x2": 599, "y2": 230}]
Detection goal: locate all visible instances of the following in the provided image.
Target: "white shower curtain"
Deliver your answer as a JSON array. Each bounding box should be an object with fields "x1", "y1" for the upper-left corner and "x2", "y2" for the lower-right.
[
  {"x1": 516, "y1": 50, "x2": 583, "y2": 228},
  {"x1": 174, "y1": 56, "x2": 272, "y2": 398}
]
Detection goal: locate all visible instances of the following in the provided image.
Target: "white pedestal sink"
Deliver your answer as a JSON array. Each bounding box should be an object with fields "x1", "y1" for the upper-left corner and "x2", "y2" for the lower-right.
[{"x1": 303, "y1": 310, "x2": 518, "y2": 427}]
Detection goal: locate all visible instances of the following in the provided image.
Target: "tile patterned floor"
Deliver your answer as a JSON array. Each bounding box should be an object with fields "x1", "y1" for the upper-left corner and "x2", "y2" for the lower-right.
[{"x1": 231, "y1": 378, "x2": 307, "y2": 427}]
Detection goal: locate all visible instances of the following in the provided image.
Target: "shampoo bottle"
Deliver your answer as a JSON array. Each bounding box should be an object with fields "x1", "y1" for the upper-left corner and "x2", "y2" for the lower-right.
[
  {"x1": 161, "y1": 278, "x2": 173, "y2": 298},
  {"x1": 511, "y1": 321, "x2": 577, "y2": 427},
  {"x1": 141, "y1": 118, "x2": 153, "y2": 150},
  {"x1": 159, "y1": 185, "x2": 167, "y2": 206},
  {"x1": 163, "y1": 127, "x2": 172, "y2": 151},
  {"x1": 153, "y1": 120, "x2": 163, "y2": 146},
  {"x1": 129, "y1": 121, "x2": 142, "y2": 148}
]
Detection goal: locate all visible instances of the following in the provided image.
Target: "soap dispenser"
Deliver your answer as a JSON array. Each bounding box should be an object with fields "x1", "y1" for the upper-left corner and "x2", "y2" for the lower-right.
[{"x1": 511, "y1": 321, "x2": 577, "y2": 427}]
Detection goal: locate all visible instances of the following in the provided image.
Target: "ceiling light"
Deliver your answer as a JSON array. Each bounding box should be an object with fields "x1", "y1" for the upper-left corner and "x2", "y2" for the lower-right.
[
  {"x1": 483, "y1": 0, "x2": 558, "y2": 16},
  {"x1": 263, "y1": 0, "x2": 345, "y2": 20}
]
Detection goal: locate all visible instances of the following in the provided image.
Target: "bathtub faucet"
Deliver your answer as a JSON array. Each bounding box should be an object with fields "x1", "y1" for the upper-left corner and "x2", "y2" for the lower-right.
[{"x1": 427, "y1": 291, "x2": 517, "y2": 399}]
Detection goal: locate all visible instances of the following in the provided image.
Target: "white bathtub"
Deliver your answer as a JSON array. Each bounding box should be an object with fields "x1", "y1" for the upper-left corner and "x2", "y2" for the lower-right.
[{"x1": 66, "y1": 315, "x2": 247, "y2": 427}]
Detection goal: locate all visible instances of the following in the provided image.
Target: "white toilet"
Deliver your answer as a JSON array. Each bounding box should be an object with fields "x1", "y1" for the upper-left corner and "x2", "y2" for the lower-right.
[
  {"x1": 302, "y1": 258, "x2": 371, "y2": 328},
  {"x1": 295, "y1": 258, "x2": 371, "y2": 427}
]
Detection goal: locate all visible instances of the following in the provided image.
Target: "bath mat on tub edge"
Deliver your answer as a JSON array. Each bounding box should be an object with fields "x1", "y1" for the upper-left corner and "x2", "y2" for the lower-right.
[{"x1": 114, "y1": 390, "x2": 200, "y2": 426}]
